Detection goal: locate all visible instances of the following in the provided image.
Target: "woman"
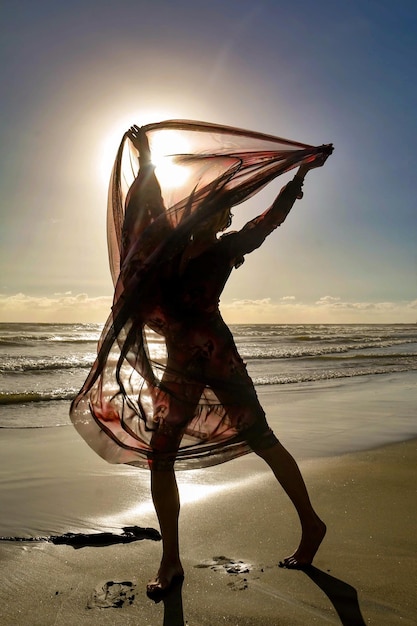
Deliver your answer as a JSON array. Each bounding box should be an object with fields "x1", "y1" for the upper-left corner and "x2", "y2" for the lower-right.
[{"x1": 70, "y1": 120, "x2": 332, "y2": 595}]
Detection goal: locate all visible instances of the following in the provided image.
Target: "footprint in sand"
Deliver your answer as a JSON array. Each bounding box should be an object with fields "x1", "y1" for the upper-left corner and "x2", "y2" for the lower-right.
[
  {"x1": 87, "y1": 580, "x2": 136, "y2": 609},
  {"x1": 195, "y1": 556, "x2": 253, "y2": 591},
  {"x1": 227, "y1": 578, "x2": 249, "y2": 591},
  {"x1": 195, "y1": 555, "x2": 252, "y2": 574}
]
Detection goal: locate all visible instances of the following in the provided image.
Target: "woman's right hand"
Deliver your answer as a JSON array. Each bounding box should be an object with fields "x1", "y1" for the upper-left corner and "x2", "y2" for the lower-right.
[{"x1": 298, "y1": 144, "x2": 333, "y2": 177}]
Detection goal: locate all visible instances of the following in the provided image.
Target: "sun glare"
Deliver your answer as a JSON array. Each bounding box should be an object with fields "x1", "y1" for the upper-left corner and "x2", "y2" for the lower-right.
[
  {"x1": 96, "y1": 471, "x2": 268, "y2": 528},
  {"x1": 97, "y1": 113, "x2": 190, "y2": 190},
  {"x1": 150, "y1": 130, "x2": 190, "y2": 189}
]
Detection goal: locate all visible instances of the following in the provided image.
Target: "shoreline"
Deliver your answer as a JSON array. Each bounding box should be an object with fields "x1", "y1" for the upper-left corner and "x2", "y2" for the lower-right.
[{"x1": 0, "y1": 370, "x2": 416, "y2": 539}]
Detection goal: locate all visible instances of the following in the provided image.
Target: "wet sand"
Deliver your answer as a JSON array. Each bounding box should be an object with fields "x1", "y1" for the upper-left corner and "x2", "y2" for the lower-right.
[{"x1": 0, "y1": 431, "x2": 416, "y2": 625}]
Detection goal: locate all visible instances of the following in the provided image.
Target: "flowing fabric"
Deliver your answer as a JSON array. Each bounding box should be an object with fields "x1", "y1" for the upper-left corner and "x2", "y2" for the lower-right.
[{"x1": 70, "y1": 120, "x2": 332, "y2": 470}]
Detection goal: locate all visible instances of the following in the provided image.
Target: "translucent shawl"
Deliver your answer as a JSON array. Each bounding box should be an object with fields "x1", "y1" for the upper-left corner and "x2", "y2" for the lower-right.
[{"x1": 70, "y1": 120, "x2": 332, "y2": 469}]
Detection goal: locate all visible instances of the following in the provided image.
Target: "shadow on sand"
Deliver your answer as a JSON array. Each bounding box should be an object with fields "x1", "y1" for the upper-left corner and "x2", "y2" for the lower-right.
[
  {"x1": 302, "y1": 565, "x2": 366, "y2": 626},
  {"x1": 148, "y1": 565, "x2": 366, "y2": 626},
  {"x1": 147, "y1": 577, "x2": 186, "y2": 626}
]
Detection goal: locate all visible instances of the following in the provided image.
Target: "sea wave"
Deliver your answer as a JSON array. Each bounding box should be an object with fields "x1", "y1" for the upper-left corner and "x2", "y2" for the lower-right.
[
  {"x1": 310, "y1": 353, "x2": 417, "y2": 361},
  {"x1": 253, "y1": 362, "x2": 417, "y2": 385},
  {"x1": 0, "y1": 356, "x2": 95, "y2": 373},
  {"x1": 241, "y1": 339, "x2": 416, "y2": 360},
  {"x1": 2, "y1": 361, "x2": 416, "y2": 406},
  {"x1": 2, "y1": 344, "x2": 414, "y2": 373},
  {"x1": 0, "y1": 389, "x2": 77, "y2": 405},
  {"x1": 0, "y1": 336, "x2": 99, "y2": 347},
  {"x1": 229, "y1": 323, "x2": 417, "y2": 340}
]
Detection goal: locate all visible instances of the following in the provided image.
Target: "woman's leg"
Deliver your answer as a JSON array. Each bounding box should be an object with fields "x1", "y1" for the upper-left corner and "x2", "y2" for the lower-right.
[
  {"x1": 148, "y1": 467, "x2": 184, "y2": 592},
  {"x1": 255, "y1": 440, "x2": 326, "y2": 567},
  {"x1": 148, "y1": 375, "x2": 203, "y2": 592}
]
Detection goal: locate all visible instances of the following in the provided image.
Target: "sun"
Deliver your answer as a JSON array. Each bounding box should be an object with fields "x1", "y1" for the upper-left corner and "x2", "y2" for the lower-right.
[
  {"x1": 149, "y1": 130, "x2": 190, "y2": 189},
  {"x1": 97, "y1": 115, "x2": 191, "y2": 190}
]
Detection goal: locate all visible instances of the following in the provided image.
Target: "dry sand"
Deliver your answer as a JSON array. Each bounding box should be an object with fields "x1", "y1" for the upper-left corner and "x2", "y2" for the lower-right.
[{"x1": 0, "y1": 434, "x2": 416, "y2": 625}]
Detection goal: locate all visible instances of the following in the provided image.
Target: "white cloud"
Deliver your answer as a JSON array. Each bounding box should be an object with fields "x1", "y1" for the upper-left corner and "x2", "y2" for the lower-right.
[
  {"x1": 221, "y1": 296, "x2": 417, "y2": 324},
  {"x1": 316, "y1": 296, "x2": 341, "y2": 305},
  {"x1": 230, "y1": 298, "x2": 272, "y2": 307},
  {"x1": 0, "y1": 293, "x2": 112, "y2": 323},
  {"x1": 0, "y1": 292, "x2": 416, "y2": 324}
]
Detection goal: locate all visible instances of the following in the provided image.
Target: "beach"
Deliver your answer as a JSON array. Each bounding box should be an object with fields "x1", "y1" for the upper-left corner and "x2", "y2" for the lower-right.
[{"x1": 1, "y1": 372, "x2": 416, "y2": 625}]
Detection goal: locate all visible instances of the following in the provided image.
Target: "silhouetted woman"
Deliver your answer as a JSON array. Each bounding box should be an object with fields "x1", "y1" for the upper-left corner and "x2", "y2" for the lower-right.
[{"x1": 70, "y1": 120, "x2": 332, "y2": 595}]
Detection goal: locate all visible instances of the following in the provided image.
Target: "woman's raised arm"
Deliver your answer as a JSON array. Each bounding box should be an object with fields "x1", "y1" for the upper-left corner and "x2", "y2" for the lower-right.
[{"x1": 225, "y1": 149, "x2": 332, "y2": 261}]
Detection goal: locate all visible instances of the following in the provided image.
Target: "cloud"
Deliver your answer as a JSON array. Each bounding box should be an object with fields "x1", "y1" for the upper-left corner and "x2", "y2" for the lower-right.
[
  {"x1": 221, "y1": 296, "x2": 417, "y2": 324},
  {"x1": 229, "y1": 298, "x2": 272, "y2": 307},
  {"x1": 0, "y1": 292, "x2": 112, "y2": 323},
  {"x1": 0, "y1": 292, "x2": 416, "y2": 324},
  {"x1": 316, "y1": 296, "x2": 341, "y2": 305}
]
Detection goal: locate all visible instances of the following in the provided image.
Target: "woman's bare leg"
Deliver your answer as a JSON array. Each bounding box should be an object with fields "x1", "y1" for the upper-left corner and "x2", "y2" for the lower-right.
[
  {"x1": 148, "y1": 468, "x2": 184, "y2": 592},
  {"x1": 147, "y1": 372, "x2": 204, "y2": 593},
  {"x1": 255, "y1": 441, "x2": 326, "y2": 567}
]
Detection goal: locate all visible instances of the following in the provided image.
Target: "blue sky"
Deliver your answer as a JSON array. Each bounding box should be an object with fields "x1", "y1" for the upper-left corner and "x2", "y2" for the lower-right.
[{"x1": 1, "y1": 0, "x2": 416, "y2": 322}]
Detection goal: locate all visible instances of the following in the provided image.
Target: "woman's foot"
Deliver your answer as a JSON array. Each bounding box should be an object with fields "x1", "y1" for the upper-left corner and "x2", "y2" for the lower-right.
[
  {"x1": 279, "y1": 517, "x2": 326, "y2": 569},
  {"x1": 147, "y1": 559, "x2": 184, "y2": 596}
]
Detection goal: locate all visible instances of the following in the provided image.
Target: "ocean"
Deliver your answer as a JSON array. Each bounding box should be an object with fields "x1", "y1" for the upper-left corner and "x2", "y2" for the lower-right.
[{"x1": 1, "y1": 322, "x2": 416, "y2": 431}]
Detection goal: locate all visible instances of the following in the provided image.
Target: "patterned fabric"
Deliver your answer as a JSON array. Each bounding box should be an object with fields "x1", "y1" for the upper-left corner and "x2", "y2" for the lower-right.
[{"x1": 70, "y1": 120, "x2": 332, "y2": 470}]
